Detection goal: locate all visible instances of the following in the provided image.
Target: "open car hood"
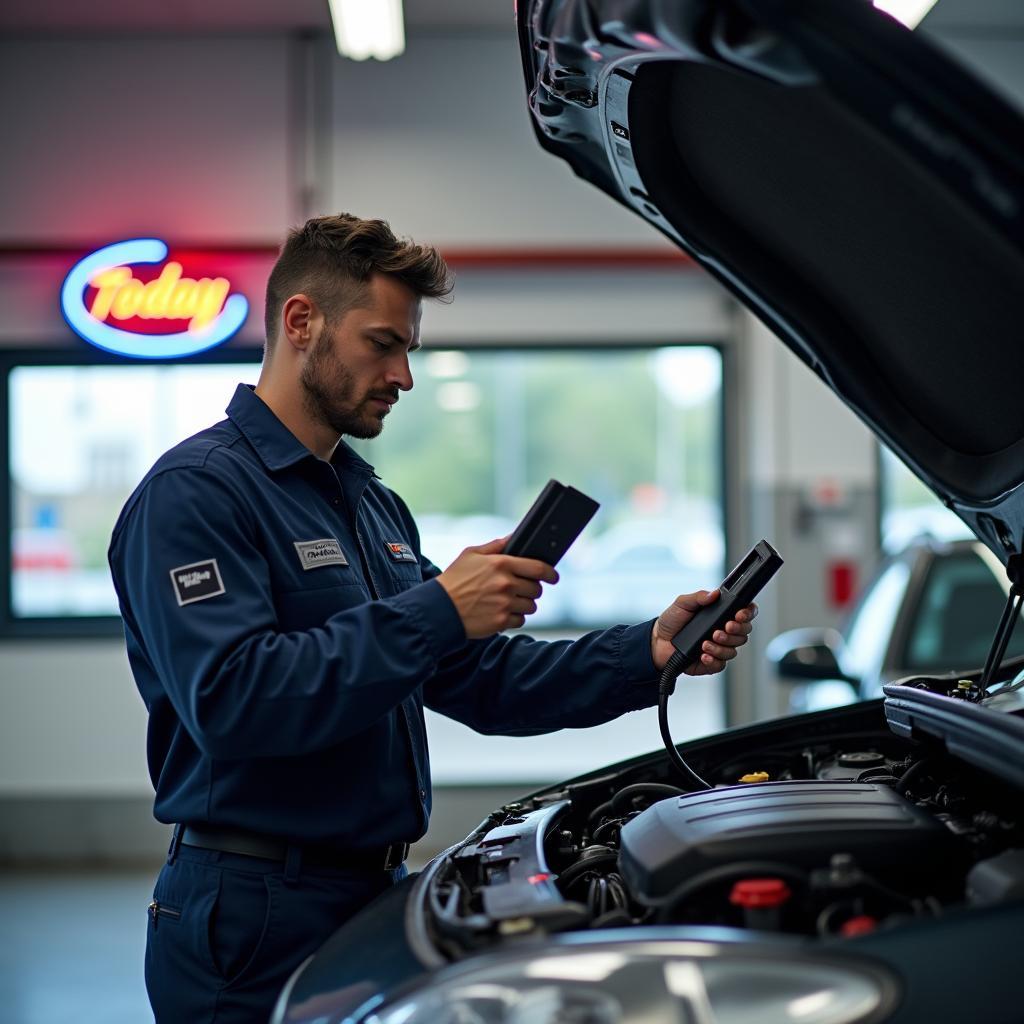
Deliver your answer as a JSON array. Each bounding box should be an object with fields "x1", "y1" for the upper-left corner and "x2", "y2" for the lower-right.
[{"x1": 518, "y1": 0, "x2": 1024, "y2": 566}]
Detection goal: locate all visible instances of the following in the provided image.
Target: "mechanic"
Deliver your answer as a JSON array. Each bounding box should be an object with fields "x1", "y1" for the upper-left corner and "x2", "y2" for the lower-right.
[{"x1": 108, "y1": 213, "x2": 758, "y2": 1024}]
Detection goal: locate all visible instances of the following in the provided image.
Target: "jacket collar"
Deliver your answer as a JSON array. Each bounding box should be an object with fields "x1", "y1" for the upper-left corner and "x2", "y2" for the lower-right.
[{"x1": 226, "y1": 384, "x2": 378, "y2": 478}]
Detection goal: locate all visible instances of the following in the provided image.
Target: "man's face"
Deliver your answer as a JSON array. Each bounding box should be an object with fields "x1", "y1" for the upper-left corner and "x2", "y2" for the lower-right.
[{"x1": 300, "y1": 272, "x2": 422, "y2": 440}]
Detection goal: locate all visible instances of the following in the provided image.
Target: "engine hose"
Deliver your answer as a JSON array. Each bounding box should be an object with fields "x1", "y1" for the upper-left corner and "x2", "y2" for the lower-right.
[
  {"x1": 556, "y1": 852, "x2": 620, "y2": 890},
  {"x1": 894, "y1": 757, "x2": 933, "y2": 796},
  {"x1": 607, "y1": 874, "x2": 629, "y2": 909},
  {"x1": 586, "y1": 800, "x2": 616, "y2": 830},
  {"x1": 590, "y1": 818, "x2": 624, "y2": 845},
  {"x1": 610, "y1": 783, "x2": 684, "y2": 815}
]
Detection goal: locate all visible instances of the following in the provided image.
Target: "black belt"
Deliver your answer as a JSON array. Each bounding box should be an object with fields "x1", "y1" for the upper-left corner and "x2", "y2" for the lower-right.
[{"x1": 177, "y1": 824, "x2": 409, "y2": 871}]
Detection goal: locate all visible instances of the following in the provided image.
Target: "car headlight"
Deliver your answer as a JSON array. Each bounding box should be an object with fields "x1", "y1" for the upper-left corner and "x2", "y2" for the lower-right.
[{"x1": 365, "y1": 941, "x2": 896, "y2": 1024}]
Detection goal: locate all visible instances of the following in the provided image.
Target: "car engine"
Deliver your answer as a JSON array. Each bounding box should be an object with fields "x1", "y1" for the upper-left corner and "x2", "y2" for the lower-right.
[{"x1": 422, "y1": 708, "x2": 1024, "y2": 955}]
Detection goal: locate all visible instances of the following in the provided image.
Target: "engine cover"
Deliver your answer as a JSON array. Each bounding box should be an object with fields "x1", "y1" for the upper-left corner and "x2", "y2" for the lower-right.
[{"x1": 618, "y1": 781, "x2": 954, "y2": 904}]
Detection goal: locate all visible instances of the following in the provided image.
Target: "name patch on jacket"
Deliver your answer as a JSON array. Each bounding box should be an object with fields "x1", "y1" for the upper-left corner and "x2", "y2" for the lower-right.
[
  {"x1": 294, "y1": 538, "x2": 348, "y2": 570},
  {"x1": 170, "y1": 559, "x2": 226, "y2": 606},
  {"x1": 384, "y1": 541, "x2": 417, "y2": 563}
]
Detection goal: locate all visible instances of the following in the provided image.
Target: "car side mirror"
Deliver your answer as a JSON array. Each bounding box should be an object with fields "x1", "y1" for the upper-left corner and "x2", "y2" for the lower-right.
[{"x1": 765, "y1": 627, "x2": 858, "y2": 684}]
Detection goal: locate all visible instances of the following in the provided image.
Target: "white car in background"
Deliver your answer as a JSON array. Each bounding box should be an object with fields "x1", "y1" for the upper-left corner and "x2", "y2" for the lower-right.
[{"x1": 419, "y1": 512, "x2": 723, "y2": 631}]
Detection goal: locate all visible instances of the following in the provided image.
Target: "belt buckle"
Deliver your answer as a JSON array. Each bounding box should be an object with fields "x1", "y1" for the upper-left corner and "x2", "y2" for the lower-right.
[{"x1": 383, "y1": 842, "x2": 407, "y2": 871}]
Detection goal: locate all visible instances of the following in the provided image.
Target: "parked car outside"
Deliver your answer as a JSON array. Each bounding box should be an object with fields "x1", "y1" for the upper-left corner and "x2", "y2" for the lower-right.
[
  {"x1": 768, "y1": 535, "x2": 1024, "y2": 709},
  {"x1": 418, "y1": 512, "x2": 723, "y2": 631},
  {"x1": 560, "y1": 515, "x2": 724, "y2": 626}
]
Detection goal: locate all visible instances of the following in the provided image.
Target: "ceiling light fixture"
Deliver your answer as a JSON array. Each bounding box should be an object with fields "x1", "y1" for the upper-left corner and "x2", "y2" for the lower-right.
[
  {"x1": 328, "y1": 0, "x2": 406, "y2": 61},
  {"x1": 872, "y1": 0, "x2": 940, "y2": 30}
]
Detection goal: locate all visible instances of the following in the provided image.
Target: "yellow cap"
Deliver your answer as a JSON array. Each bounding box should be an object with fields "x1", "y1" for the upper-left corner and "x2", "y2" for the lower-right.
[
  {"x1": 739, "y1": 771, "x2": 770, "y2": 784},
  {"x1": 957, "y1": 680, "x2": 973, "y2": 690}
]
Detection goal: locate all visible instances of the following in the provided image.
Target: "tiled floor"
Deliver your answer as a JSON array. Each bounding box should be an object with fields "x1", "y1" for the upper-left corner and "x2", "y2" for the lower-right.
[
  {"x1": 0, "y1": 868, "x2": 158, "y2": 1024},
  {"x1": 0, "y1": 855, "x2": 441, "y2": 1024}
]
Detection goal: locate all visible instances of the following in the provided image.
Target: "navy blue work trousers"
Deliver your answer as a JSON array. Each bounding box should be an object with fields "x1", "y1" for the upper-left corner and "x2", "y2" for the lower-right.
[{"x1": 145, "y1": 843, "x2": 406, "y2": 1023}]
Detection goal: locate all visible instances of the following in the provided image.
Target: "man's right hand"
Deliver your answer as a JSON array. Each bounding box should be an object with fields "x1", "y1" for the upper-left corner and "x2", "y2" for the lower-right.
[{"x1": 437, "y1": 537, "x2": 558, "y2": 638}]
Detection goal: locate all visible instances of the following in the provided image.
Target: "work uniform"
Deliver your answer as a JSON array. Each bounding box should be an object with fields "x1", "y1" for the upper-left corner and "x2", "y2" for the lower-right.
[{"x1": 109, "y1": 383, "x2": 662, "y2": 1023}]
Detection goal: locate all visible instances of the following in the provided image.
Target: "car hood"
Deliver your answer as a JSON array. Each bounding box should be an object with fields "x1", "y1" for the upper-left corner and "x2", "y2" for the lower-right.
[{"x1": 518, "y1": 0, "x2": 1024, "y2": 566}]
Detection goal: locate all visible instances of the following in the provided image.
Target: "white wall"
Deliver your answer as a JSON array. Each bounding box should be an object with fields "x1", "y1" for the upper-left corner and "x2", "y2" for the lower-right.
[
  {"x1": 745, "y1": 316, "x2": 876, "y2": 490},
  {"x1": 0, "y1": 643, "x2": 147, "y2": 795},
  {"x1": 328, "y1": 34, "x2": 677, "y2": 247},
  {"x1": 0, "y1": 36, "x2": 296, "y2": 245}
]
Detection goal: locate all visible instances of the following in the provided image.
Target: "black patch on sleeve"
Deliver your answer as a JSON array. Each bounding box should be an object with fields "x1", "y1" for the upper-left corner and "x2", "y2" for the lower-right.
[{"x1": 170, "y1": 559, "x2": 226, "y2": 606}]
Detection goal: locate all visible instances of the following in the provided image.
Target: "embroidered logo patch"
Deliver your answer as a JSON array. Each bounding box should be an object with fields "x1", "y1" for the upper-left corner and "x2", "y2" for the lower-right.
[
  {"x1": 384, "y1": 541, "x2": 417, "y2": 563},
  {"x1": 170, "y1": 559, "x2": 225, "y2": 606},
  {"x1": 294, "y1": 538, "x2": 348, "y2": 570}
]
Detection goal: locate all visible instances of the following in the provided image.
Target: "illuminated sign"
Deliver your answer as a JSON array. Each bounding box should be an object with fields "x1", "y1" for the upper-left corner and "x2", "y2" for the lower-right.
[{"x1": 61, "y1": 239, "x2": 249, "y2": 359}]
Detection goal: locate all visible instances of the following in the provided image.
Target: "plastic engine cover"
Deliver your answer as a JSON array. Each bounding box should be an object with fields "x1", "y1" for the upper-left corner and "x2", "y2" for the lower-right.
[{"x1": 618, "y1": 781, "x2": 953, "y2": 905}]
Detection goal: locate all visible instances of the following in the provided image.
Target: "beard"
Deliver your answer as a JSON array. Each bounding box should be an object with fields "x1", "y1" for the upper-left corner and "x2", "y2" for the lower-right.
[{"x1": 300, "y1": 329, "x2": 397, "y2": 440}]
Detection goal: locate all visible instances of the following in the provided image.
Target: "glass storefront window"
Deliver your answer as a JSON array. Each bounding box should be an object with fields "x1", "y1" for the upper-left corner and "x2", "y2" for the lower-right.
[
  {"x1": 350, "y1": 346, "x2": 725, "y2": 631},
  {"x1": 9, "y1": 362, "x2": 255, "y2": 618},
  {"x1": 8, "y1": 347, "x2": 725, "y2": 632}
]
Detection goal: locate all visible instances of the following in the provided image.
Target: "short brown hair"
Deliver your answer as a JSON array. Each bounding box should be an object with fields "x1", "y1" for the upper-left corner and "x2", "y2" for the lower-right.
[{"x1": 264, "y1": 213, "x2": 453, "y2": 345}]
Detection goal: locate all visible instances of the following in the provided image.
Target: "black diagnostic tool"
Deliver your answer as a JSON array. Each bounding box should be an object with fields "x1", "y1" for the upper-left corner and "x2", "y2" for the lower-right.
[
  {"x1": 669, "y1": 539, "x2": 783, "y2": 670},
  {"x1": 504, "y1": 480, "x2": 599, "y2": 566},
  {"x1": 659, "y1": 539, "x2": 783, "y2": 791}
]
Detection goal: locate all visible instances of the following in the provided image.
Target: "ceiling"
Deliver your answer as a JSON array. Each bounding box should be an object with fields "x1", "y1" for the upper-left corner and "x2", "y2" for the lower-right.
[
  {"x1": 3, "y1": 0, "x2": 1024, "y2": 35},
  {"x1": 0, "y1": 0, "x2": 513, "y2": 33}
]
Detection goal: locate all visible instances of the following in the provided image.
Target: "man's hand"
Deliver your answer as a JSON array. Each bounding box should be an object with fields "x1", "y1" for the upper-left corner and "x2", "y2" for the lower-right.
[
  {"x1": 437, "y1": 537, "x2": 558, "y2": 639},
  {"x1": 651, "y1": 590, "x2": 757, "y2": 674}
]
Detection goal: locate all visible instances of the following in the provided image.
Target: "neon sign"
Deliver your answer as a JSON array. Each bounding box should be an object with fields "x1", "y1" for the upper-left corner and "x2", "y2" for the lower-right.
[{"x1": 61, "y1": 239, "x2": 249, "y2": 359}]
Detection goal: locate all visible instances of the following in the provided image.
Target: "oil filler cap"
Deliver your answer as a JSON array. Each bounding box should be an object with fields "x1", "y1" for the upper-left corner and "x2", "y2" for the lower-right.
[
  {"x1": 729, "y1": 878, "x2": 791, "y2": 908},
  {"x1": 738, "y1": 771, "x2": 770, "y2": 783},
  {"x1": 837, "y1": 751, "x2": 885, "y2": 768}
]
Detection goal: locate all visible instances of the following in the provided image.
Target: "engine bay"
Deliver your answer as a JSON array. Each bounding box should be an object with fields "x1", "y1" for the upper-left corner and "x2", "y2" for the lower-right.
[{"x1": 422, "y1": 701, "x2": 1024, "y2": 956}]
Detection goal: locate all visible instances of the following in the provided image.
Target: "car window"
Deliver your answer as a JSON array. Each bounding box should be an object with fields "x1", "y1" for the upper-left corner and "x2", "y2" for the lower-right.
[
  {"x1": 903, "y1": 550, "x2": 1024, "y2": 672},
  {"x1": 841, "y1": 560, "x2": 911, "y2": 679}
]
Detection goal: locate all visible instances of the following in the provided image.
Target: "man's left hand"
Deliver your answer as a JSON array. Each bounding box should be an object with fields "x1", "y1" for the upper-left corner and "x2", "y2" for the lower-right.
[{"x1": 651, "y1": 590, "x2": 757, "y2": 674}]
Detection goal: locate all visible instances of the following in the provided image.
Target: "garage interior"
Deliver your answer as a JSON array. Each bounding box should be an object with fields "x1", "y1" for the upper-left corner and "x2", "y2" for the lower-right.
[{"x1": 1, "y1": 0, "x2": 1022, "y2": 1021}]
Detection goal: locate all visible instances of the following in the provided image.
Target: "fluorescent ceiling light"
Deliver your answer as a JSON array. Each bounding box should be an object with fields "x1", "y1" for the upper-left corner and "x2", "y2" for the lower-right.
[
  {"x1": 329, "y1": 0, "x2": 405, "y2": 61},
  {"x1": 872, "y1": 0, "x2": 940, "y2": 29}
]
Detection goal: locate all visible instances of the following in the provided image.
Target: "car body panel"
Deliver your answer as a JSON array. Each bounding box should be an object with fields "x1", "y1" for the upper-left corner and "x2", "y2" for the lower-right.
[
  {"x1": 518, "y1": 0, "x2": 1024, "y2": 564},
  {"x1": 275, "y1": 692, "x2": 1024, "y2": 1022}
]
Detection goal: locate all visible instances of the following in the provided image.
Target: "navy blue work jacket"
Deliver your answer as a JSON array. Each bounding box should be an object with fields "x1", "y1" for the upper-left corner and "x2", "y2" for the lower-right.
[{"x1": 109, "y1": 384, "x2": 660, "y2": 847}]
